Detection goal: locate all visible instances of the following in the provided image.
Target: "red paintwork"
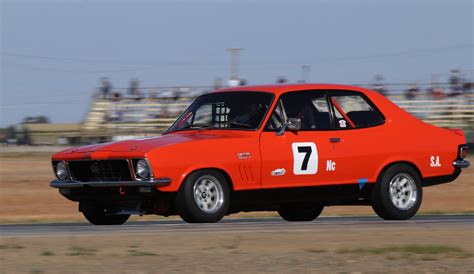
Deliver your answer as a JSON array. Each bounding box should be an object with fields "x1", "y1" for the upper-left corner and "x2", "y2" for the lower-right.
[{"x1": 52, "y1": 84, "x2": 467, "y2": 192}]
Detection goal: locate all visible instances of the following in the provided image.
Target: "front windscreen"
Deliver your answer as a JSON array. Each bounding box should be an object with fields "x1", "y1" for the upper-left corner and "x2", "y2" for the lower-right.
[{"x1": 168, "y1": 91, "x2": 274, "y2": 132}]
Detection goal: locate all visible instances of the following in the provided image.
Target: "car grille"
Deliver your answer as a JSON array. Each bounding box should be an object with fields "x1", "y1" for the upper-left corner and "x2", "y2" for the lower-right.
[{"x1": 67, "y1": 160, "x2": 132, "y2": 182}]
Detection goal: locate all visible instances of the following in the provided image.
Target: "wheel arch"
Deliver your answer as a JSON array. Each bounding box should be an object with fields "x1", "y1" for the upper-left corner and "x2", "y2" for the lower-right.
[
  {"x1": 179, "y1": 167, "x2": 235, "y2": 192},
  {"x1": 376, "y1": 161, "x2": 423, "y2": 184}
]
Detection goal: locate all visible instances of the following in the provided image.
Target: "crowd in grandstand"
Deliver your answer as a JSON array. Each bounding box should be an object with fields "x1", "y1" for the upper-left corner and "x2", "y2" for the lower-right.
[
  {"x1": 402, "y1": 70, "x2": 473, "y2": 99},
  {"x1": 96, "y1": 69, "x2": 473, "y2": 123}
]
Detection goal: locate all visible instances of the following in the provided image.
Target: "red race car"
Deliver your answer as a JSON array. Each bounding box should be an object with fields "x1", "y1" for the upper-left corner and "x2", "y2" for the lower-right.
[{"x1": 50, "y1": 84, "x2": 470, "y2": 224}]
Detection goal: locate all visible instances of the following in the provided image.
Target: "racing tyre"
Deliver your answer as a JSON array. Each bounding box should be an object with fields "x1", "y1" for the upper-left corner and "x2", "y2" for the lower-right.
[
  {"x1": 371, "y1": 164, "x2": 422, "y2": 220},
  {"x1": 82, "y1": 207, "x2": 130, "y2": 225},
  {"x1": 176, "y1": 170, "x2": 230, "y2": 223},
  {"x1": 278, "y1": 205, "x2": 324, "y2": 222}
]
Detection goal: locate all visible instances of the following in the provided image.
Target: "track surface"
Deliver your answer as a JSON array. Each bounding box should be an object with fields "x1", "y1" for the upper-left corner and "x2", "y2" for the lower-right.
[{"x1": 1, "y1": 215, "x2": 472, "y2": 237}]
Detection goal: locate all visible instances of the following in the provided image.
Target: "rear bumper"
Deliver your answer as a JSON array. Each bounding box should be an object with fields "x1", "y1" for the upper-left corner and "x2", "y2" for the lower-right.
[
  {"x1": 452, "y1": 159, "x2": 470, "y2": 168},
  {"x1": 50, "y1": 178, "x2": 171, "y2": 188}
]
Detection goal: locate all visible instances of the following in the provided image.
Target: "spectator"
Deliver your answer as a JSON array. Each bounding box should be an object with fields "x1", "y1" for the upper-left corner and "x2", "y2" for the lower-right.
[
  {"x1": 372, "y1": 74, "x2": 388, "y2": 96},
  {"x1": 449, "y1": 69, "x2": 463, "y2": 96},
  {"x1": 463, "y1": 82, "x2": 473, "y2": 93},
  {"x1": 404, "y1": 85, "x2": 420, "y2": 99},
  {"x1": 172, "y1": 88, "x2": 183, "y2": 101},
  {"x1": 113, "y1": 92, "x2": 122, "y2": 101},
  {"x1": 100, "y1": 77, "x2": 112, "y2": 99},
  {"x1": 429, "y1": 87, "x2": 445, "y2": 100},
  {"x1": 276, "y1": 76, "x2": 287, "y2": 84},
  {"x1": 128, "y1": 78, "x2": 140, "y2": 97}
]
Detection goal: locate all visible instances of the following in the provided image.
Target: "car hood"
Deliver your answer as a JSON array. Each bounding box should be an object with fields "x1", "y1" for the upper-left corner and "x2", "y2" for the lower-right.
[
  {"x1": 68, "y1": 135, "x2": 192, "y2": 154},
  {"x1": 64, "y1": 131, "x2": 252, "y2": 155}
]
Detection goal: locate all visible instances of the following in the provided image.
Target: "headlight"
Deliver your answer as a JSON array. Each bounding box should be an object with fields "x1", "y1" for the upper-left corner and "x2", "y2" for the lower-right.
[
  {"x1": 135, "y1": 159, "x2": 151, "y2": 179},
  {"x1": 55, "y1": 162, "x2": 68, "y2": 180}
]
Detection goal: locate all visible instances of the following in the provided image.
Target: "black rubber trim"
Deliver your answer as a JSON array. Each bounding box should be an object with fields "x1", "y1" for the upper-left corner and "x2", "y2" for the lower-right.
[
  {"x1": 50, "y1": 178, "x2": 171, "y2": 188},
  {"x1": 422, "y1": 168, "x2": 461, "y2": 187}
]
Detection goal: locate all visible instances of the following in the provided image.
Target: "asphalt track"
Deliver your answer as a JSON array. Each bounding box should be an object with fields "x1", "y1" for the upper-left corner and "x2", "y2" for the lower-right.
[{"x1": 0, "y1": 215, "x2": 472, "y2": 237}]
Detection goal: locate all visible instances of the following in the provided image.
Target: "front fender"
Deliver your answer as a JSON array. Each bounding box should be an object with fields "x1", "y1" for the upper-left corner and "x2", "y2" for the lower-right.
[{"x1": 147, "y1": 135, "x2": 261, "y2": 192}]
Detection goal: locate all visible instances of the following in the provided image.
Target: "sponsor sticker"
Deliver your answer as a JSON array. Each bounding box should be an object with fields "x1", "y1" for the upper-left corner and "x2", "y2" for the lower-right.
[
  {"x1": 430, "y1": 156, "x2": 441, "y2": 167},
  {"x1": 237, "y1": 152, "x2": 251, "y2": 160},
  {"x1": 326, "y1": 160, "x2": 336, "y2": 171},
  {"x1": 271, "y1": 168, "x2": 286, "y2": 176}
]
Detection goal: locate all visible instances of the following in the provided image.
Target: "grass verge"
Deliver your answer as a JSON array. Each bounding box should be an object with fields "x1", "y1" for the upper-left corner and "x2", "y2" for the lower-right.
[
  {"x1": 127, "y1": 249, "x2": 157, "y2": 256},
  {"x1": 338, "y1": 244, "x2": 472, "y2": 258},
  {"x1": 67, "y1": 246, "x2": 97, "y2": 256}
]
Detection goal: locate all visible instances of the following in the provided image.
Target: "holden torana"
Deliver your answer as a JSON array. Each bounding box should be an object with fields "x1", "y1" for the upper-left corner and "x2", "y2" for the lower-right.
[{"x1": 50, "y1": 84, "x2": 469, "y2": 225}]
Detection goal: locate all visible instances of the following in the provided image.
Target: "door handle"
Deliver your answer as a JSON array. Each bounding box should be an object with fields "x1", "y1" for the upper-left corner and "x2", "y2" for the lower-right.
[{"x1": 329, "y1": 138, "x2": 341, "y2": 143}]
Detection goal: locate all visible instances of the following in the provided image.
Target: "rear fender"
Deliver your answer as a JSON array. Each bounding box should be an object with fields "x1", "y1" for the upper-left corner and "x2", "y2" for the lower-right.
[{"x1": 374, "y1": 157, "x2": 423, "y2": 183}]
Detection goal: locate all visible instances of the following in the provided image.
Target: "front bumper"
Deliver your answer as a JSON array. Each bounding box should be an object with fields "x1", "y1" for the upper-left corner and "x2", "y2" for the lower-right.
[
  {"x1": 452, "y1": 159, "x2": 470, "y2": 168},
  {"x1": 50, "y1": 178, "x2": 172, "y2": 188}
]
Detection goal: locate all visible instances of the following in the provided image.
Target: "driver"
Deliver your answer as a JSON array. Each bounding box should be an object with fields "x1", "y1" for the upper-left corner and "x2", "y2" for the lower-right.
[{"x1": 229, "y1": 103, "x2": 266, "y2": 127}]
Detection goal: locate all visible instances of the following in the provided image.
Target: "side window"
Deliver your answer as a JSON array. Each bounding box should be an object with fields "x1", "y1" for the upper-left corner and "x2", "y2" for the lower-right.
[
  {"x1": 265, "y1": 91, "x2": 332, "y2": 130},
  {"x1": 330, "y1": 94, "x2": 384, "y2": 129},
  {"x1": 192, "y1": 103, "x2": 230, "y2": 127},
  {"x1": 193, "y1": 104, "x2": 213, "y2": 125},
  {"x1": 310, "y1": 96, "x2": 331, "y2": 130}
]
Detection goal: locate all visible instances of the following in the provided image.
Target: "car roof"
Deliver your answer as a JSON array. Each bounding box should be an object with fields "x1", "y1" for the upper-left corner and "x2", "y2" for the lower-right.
[{"x1": 213, "y1": 83, "x2": 375, "y2": 96}]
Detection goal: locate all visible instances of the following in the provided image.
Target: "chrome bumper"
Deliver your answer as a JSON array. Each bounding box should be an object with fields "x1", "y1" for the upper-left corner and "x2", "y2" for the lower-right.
[
  {"x1": 452, "y1": 159, "x2": 470, "y2": 168},
  {"x1": 50, "y1": 178, "x2": 171, "y2": 188}
]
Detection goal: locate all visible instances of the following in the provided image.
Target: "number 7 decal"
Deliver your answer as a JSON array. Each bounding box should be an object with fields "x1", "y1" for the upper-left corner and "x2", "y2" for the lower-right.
[{"x1": 292, "y1": 142, "x2": 318, "y2": 175}]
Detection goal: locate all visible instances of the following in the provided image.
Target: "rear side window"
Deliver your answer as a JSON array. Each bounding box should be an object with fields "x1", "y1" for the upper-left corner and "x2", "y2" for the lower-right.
[{"x1": 330, "y1": 93, "x2": 384, "y2": 129}]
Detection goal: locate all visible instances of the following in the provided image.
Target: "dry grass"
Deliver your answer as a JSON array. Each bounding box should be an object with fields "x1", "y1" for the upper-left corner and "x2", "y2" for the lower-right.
[
  {"x1": 1, "y1": 227, "x2": 473, "y2": 273},
  {"x1": 338, "y1": 244, "x2": 472, "y2": 258}
]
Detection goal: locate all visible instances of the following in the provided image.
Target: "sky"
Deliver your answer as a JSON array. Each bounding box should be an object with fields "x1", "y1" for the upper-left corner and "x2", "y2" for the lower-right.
[{"x1": 1, "y1": 0, "x2": 473, "y2": 127}]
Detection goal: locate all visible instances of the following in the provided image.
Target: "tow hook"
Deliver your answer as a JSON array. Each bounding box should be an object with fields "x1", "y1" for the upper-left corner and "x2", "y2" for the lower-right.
[{"x1": 119, "y1": 186, "x2": 126, "y2": 195}]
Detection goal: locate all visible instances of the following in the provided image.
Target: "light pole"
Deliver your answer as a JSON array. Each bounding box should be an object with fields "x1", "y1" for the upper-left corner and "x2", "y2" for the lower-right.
[{"x1": 226, "y1": 48, "x2": 244, "y2": 81}]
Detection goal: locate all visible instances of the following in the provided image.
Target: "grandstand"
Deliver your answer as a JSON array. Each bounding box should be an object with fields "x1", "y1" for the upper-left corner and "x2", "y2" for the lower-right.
[
  {"x1": 81, "y1": 96, "x2": 194, "y2": 142},
  {"x1": 389, "y1": 94, "x2": 474, "y2": 141},
  {"x1": 79, "y1": 88, "x2": 474, "y2": 144},
  {"x1": 14, "y1": 85, "x2": 474, "y2": 145}
]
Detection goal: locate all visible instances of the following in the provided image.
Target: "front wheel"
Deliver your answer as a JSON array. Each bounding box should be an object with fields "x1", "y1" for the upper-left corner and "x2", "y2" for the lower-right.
[
  {"x1": 278, "y1": 205, "x2": 324, "y2": 222},
  {"x1": 175, "y1": 170, "x2": 230, "y2": 223},
  {"x1": 371, "y1": 164, "x2": 422, "y2": 220},
  {"x1": 82, "y1": 207, "x2": 130, "y2": 225}
]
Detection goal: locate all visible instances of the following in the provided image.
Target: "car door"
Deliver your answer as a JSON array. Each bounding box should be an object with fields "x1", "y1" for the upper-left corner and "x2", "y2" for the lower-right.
[
  {"x1": 326, "y1": 90, "x2": 386, "y2": 185},
  {"x1": 260, "y1": 90, "x2": 339, "y2": 189}
]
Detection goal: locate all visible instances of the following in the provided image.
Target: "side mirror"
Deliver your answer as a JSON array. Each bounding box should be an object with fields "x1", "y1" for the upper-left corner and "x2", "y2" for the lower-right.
[{"x1": 276, "y1": 118, "x2": 301, "y2": 136}]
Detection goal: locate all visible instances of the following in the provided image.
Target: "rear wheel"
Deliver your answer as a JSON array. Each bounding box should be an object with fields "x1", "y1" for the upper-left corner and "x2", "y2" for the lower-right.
[
  {"x1": 175, "y1": 170, "x2": 230, "y2": 223},
  {"x1": 278, "y1": 205, "x2": 324, "y2": 222},
  {"x1": 82, "y1": 207, "x2": 130, "y2": 225},
  {"x1": 371, "y1": 164, "x2": 422, "y2": 220}
]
